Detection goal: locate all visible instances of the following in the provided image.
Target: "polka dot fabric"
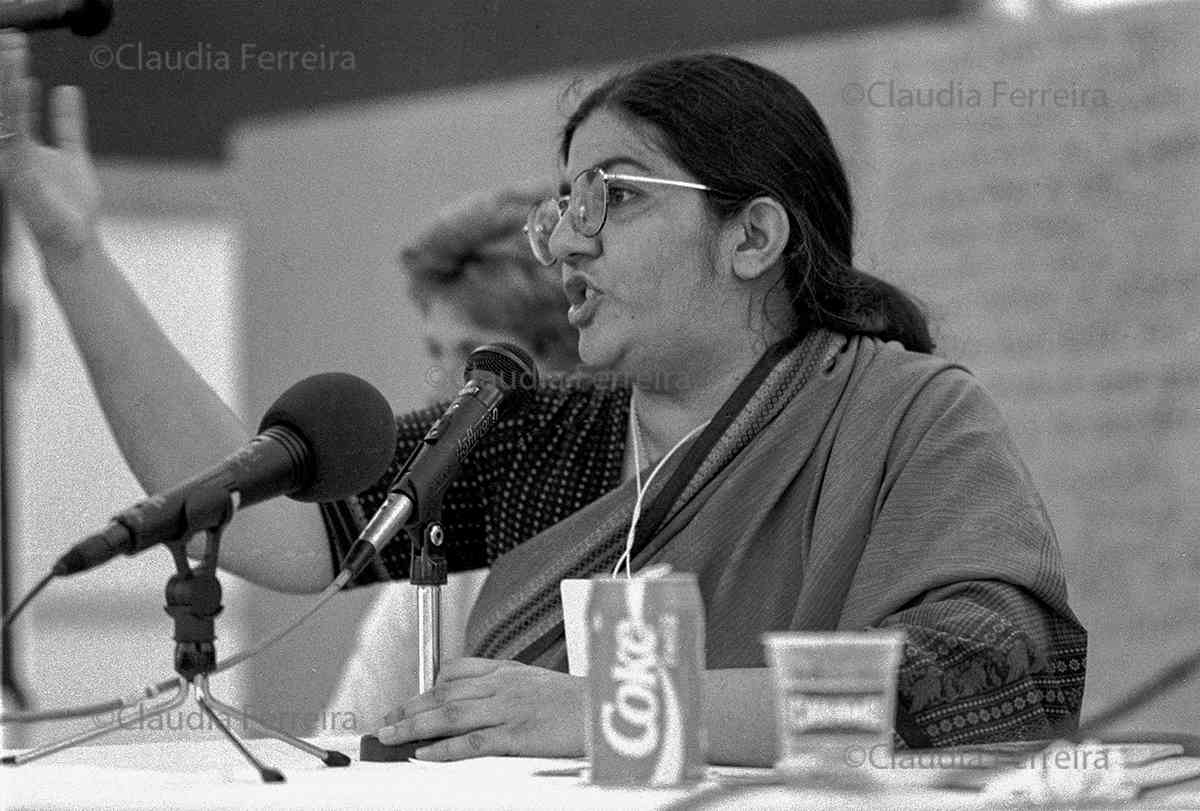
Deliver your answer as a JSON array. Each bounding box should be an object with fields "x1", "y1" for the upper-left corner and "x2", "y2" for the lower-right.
[{"x1": 320, "y1": 377, "x2": 630, "y2": 585}]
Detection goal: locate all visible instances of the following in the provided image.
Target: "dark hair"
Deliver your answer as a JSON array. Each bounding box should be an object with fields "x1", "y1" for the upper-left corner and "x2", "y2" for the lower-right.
[
  {"x1": 560, "y1": 54, "x2": 934, "y2": 354},
  {"x1": 401, "y1": 187, "x2": 580, "y2": 373},
  {"x1": 405, "y1": 234, "x2": 580, "y2": 373}
]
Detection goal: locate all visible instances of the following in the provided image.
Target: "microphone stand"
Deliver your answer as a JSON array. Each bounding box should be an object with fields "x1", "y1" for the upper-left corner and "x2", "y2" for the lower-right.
[
  {"x1": 359, "y1": 494, "x2": 447, "y2": 762},
  {"x1": 2, "y1": 513, "x2": 352, "y2": 780},
  {"x1": 413, "y1": 519, "x2": 447, "y2": 696}
]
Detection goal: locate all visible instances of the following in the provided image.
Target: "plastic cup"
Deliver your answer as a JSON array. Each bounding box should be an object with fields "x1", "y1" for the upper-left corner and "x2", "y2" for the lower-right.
[{"x1": 762, "y1": 630, "x2": 905, "y2": 783}]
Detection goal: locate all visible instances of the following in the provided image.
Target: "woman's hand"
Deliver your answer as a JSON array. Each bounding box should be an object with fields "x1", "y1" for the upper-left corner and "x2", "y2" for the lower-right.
[
  {"x1": 0, "y1": 30, "x2": 101, "y2": 257},
  {"x1": 376, "y1": 658, "x2": 587, "y2": 761}
]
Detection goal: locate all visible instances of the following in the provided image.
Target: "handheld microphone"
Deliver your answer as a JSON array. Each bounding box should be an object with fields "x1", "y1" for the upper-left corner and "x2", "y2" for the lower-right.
[
  {"x1": 54, "y1": 373, "x2": 397, "y2": 577},
  {"x1": 339, "y1": 343, "x2": 538, "y2": 579},
  {"x1": 0, "y1": 0, "x2": 114, "y2": 36}
]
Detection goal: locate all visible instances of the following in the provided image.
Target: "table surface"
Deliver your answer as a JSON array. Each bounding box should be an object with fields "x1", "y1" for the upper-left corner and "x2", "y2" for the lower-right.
[{"x1": 3, "y1": 733, "x2": 1200, "y2": 809}]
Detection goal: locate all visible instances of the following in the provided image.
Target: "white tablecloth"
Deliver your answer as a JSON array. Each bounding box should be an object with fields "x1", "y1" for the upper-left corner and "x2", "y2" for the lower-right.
[{"x1": 4, "y1": 734, "x2": 1200, "y2": 809}]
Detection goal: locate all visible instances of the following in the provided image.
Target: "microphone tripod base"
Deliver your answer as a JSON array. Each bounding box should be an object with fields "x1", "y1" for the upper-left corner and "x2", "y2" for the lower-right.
[
  {"x1": 359, "y1": 734, "x2": 442, "y2": 762},
  {"x1": 3, "y1": 530, "x2": 353, "y2": 779}
]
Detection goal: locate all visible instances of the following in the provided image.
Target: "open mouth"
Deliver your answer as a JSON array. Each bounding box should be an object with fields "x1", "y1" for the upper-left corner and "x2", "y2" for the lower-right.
[
  {"x1": 564, "y1": 276, "x2": 601, "y2": 328},
  {"x1": 567, "y1": 289, "x2": 600, "y2": 328}
]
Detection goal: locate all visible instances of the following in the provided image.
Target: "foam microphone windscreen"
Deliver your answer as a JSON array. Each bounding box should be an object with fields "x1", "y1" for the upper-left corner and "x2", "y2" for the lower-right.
[{"x1": 257, "y1": 373, "x2": 397, "y2": 502}]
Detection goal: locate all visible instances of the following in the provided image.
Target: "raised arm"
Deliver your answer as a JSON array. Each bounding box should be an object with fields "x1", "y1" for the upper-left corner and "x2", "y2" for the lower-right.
[{"x1": 0, "y1": 31, "x2": 330, "y2": 592}]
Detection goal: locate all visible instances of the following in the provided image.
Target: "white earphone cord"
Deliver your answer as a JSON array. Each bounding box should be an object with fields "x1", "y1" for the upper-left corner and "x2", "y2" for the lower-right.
[{"x1": 612, "y1": 395, "x2": 709, "y2": 578}]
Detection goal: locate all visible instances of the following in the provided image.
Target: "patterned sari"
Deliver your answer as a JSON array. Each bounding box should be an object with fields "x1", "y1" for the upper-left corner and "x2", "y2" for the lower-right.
[{"x1": 463, "y1": 330, "x2": 1087, "y2": 746}]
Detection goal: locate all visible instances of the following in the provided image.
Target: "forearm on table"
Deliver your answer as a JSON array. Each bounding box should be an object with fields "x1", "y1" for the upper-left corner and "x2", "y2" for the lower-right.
[{"x1": 703, "y1": 668, "x2": 776, "y2": 767}]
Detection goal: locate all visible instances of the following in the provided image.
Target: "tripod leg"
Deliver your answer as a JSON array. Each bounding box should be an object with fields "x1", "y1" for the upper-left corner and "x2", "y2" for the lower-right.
[
  {"x1": 195, "y1": 677, "x2": 350, "y2": 767},
  {"x1": 1, "y1": 683, "x2": 188, "y2": 766},
  {"x1": 192, "y1": 684, "x2": 284, "y2": 783}
]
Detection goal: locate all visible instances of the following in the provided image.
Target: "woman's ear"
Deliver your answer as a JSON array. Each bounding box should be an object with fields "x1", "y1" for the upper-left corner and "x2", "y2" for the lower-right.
[{"x1": 727, "y1": 196, "x2": 790, "y2": 281}]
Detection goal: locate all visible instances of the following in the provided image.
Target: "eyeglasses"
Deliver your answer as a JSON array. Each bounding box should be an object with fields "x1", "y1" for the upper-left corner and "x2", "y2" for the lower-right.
[{"x1": 524, "y1": 167, "x2": 718, "y2": 266}]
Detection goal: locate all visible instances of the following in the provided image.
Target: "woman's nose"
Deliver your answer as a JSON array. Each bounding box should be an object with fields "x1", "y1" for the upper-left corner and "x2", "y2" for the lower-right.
[{"x1": 547, "y1": 208, "x2": 600, "y2": 265}]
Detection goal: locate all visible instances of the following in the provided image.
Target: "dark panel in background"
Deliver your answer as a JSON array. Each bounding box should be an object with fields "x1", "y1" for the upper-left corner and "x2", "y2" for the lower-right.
[{"x1": 28, "y1": 0, "x2": 967, "y2": 161}]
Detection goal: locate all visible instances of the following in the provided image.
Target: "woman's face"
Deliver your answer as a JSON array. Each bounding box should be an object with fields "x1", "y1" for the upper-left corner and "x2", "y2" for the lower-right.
[{"x1": 549, "y1": 110, "x2": 727, "y2": 382}]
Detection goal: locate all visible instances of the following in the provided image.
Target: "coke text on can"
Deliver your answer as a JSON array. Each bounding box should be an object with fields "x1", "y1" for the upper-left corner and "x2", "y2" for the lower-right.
[{"x1": 584, "y1": 574, "x2": 706, "y2": 786}]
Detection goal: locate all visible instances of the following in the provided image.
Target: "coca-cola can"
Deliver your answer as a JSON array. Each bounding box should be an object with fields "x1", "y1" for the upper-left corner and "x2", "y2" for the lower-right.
[{"x1": 584, "y1": 573, "x2": 706, "y2": 786}]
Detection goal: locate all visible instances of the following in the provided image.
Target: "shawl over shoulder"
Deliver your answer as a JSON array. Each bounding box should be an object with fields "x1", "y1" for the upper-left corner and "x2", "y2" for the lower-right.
[{"x1": 466, "y1": 335, "x2": 1087, "y2": 746}]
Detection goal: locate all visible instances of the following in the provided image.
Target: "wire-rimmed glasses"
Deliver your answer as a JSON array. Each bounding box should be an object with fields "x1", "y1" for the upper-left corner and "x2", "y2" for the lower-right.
[{"x1": 525, "y1": 167, "x2": 718, "y2": 266}]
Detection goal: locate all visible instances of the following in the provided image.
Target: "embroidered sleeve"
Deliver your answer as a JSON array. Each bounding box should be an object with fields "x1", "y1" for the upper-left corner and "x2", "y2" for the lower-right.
[
  {"x1": 878, "y1": 580, "x2": 1087, "y2": 747},
  {"x1": 853, "y1": 366, "x2": 1088, "y2": 747}
]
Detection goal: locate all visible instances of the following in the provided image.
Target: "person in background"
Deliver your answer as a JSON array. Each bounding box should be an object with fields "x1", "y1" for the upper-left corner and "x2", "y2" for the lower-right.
[{"x1": 402, "y1": 182, "x2": 579, "y2": 402}]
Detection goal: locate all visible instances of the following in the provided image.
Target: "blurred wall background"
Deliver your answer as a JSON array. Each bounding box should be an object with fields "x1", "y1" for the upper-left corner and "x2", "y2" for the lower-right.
[{"x1": 5, "y1": 0, "x2": 1197, "y2": 748}]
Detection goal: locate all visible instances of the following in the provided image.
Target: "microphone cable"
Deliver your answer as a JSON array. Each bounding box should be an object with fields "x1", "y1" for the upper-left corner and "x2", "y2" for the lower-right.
[
  {"x1": 1076, "y1": 648, "x2": 1200, "y2": 737},
  {"x1": 1, "y1": 572, "x2": 54, "y2": 629},
  {"x1": 3, "y1": 347, "x2": 536, "y2": 724},
  {"x1": 0, "y1": 544, "x2": 116, "y2": 630},
  {"x1": 2, "y1": 369, "x2": 397, "y2": 722},
  {"x1": 0, "y1": 568, "x2": 354, "y2": 724}
]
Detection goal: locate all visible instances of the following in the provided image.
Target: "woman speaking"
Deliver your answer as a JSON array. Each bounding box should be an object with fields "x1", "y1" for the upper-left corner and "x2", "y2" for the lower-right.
[{"x1": 0, "y1": 33, "x2": 1085, "y2": 765}]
